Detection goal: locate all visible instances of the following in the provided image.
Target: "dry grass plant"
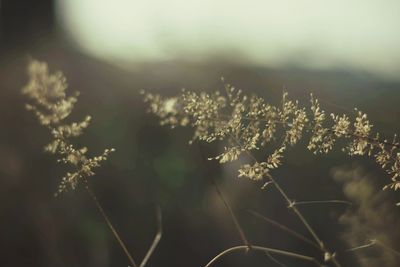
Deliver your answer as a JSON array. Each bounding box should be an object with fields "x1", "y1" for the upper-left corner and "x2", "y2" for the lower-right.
[
  {"x1": 143, "y1": 79, "x2": 400, "y2": 266},
  {"x1": 22, "y1": 59, "x2": 400, "y2": 267},
  {"x1": 22, "y1": 59, "x2": 161, "y2": 267}
]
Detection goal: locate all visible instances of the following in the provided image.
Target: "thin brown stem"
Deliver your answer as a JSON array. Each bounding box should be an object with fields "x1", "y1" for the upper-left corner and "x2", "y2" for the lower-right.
[
  {"x1": 247, "y1": 210, "x2": 319, "y2": 249},
  {"x1": 266, "y1": 173, "x2": 323, "y2": 246},
  {"x1": 347, "y1": 239, "x2": 400, "y2": 258},
  {"x1": 345, "y1": 240, "x2": 376, "y2": 252},
  {"x1": 293, "y1": 200, "x2": 353, "y2": 207},
  {"x1": 198, "y1": 144, "x2": 252, "y2": 250},
  {"x1": 265, "y1": 173, "x2": 343, "y2": 267},
  {"x1": 204, "y1": 245, "x2": 322, "y2": 267},
  {"x1": 139, "y1": 206, "x2": 163, "y2": 267},
  {"x1": 264, "y1": 251, "x2": 288, "y2": 267},
  {"x1": 212, "y1": 179, "x2": 251, "y2": 250},
  {"x1": 228, "y1": 133, "x2": 341, "y2": 266},
  {"x1": 84, "y1": 183, "x2": 138, "y2": 267}
]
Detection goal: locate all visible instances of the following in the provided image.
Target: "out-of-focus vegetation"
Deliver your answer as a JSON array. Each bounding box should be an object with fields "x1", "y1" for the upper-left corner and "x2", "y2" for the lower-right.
[{"x1": 1, "y1": 1, "x2": 400, "y2": 267}]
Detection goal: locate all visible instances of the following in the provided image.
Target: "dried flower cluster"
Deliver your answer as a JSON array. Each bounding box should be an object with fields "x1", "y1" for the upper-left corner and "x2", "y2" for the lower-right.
[
  {"x1": 22, "y1": 60, "x2": 114, "y2": 195},
  {"x1": 143, "y1": 81, "x2": 400, "y2": 192}
]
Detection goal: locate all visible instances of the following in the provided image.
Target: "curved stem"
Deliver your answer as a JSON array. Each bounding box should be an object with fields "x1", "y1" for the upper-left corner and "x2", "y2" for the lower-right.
[
  {"x1": 265, "y1": 173, "x2": 342, "y2": 267},
  {"x1": 229, "y1": 132, "x2": 342, "y2": 266},
  {"x1": 247, "y1": 210, "x2": 319, "y2": 249},
  {"x1": 204, "y1": 245, "x2": 322, "y2": 267}
]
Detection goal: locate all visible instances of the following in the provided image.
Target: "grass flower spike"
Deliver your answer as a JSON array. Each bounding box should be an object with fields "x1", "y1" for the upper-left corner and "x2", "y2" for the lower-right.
[
  {"x1": 143, "y1": 81, "x2": 400, "y2": 193},
  {"x1": 23, "y1": 60, "x2": 162, "y2": 267},
  {"x1": 22, "y1": 59, "x2": 115, "y2": 195}
]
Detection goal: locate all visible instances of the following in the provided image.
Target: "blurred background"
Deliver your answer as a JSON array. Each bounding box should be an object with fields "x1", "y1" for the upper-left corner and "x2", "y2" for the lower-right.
[{"x1": 1, "y1": 0, "x2": 400, "y2": 266}]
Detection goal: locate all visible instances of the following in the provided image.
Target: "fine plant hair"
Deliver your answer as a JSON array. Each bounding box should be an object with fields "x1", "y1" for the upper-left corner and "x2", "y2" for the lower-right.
[
  {"x1": 23, "y1": 59, "x2": 161, "y2": 267},
  {"x1": 143, "y1": 80, "x2": 400, "y2": 266}
]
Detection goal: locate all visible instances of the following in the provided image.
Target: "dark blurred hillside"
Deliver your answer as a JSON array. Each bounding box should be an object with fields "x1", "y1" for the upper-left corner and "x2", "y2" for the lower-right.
[{"x1": 1, "y1": 1, "x2": 400, "y2": 267}]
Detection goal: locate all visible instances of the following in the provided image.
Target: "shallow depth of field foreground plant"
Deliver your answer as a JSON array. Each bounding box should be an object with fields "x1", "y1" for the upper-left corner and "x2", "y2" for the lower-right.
[
  {"x1": 21, "y1": 59, "x2": 400, "y2": 266},
  {"x1": 23, "y1": 59, "x2": 161, "y2": 267},
  {"x1": 143, "y1": 81, "x2": 400, "y2": 266}
]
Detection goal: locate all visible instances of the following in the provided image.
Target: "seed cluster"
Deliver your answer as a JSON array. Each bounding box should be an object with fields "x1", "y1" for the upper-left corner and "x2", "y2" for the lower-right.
[
  {"x1": 144, "y1": 81, "x2": 400, "y2": 191},
  {"x1": 23, "y1": 60, "x2": 114, "y2": 195}
]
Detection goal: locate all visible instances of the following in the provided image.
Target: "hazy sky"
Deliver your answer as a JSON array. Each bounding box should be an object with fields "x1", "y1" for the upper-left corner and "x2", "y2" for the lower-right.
[{"x1": 57, "y1": 0, "x2": 400, "y2": 79}]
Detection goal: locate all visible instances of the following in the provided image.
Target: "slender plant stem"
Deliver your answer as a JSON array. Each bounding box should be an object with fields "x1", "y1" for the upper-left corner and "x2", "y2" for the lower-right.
[
  {"x1": 266, "y1": 173, "x2": 323, "y2": 247},
  {"x1": 211, "y1": 178, "x2": 252, "y2": 250},
  {"x1": 139, "y1": 206, "x2": 163, "y2": 267},
  {"x1": 229, "y1": 132, "x2": 342, "y2": 266},
  {"x1": 346, "y1": 239, "x2": 400, "y2": 258},
  {"x1": 84, "y1": 183, "x2": 138, "y2": 267},
  {"x1": 266, "y1": 173, "x2": 343, "y2": 267},
  {"x1": 247, "y1": 210, "x2": 319, "y2": 249},
  {"x1": 264, "y1": 251, "x2": 288, "y2": 267},
  {"x1": 204, "y1": 245, "x2": 322, "y2": 267},
  {"x1": 293, "y1": 200, "x2": 353, "y2": 206},
  {"x1": 198, "y1": 144, "x2": 252, "y2": 250},
  {"x1": 345, "y1": 240, "x2": 376, "y2": 252}
]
